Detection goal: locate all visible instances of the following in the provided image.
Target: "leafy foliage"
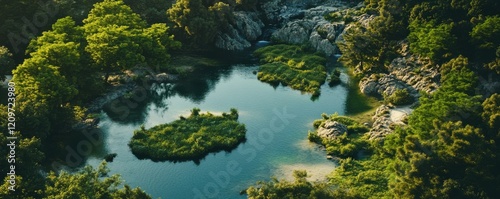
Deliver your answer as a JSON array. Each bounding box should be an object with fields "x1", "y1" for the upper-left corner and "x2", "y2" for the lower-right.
[
  {"x1": 254, "y1": 44, "x2": 327, "y2": 95},
  {"x1": 0, "y1": 46, "x2": 14, "y2": 81},
  {"x1": 129, "y1": 108, "x2": 247, "y2": 161},
  {"x1": 44, "y1": 162, "x2": 152, "y2": 199},
  {"x1": 246, "y1": 170, "x2": 337, "y2": 199},
  {"x1": 408, "y1": 21, "x2": 455, "y2": 62},
  {"x1": 167, "y1": 0, "x2": 227, "y2": 47},
  {"x1": 84, "y1": 0, "x2": 180, "y2": 74},
  {"x1": 384, "y1": 88, "x2": 413, "y2": 105}
]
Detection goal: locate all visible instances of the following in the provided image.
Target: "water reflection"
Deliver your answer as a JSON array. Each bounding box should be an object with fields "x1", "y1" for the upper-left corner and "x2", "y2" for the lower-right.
[
  {"x1": 102, "y1": 65, "x2": 235, "y2": 124},
  {"x1": 172, "y1": 66, "x2": 232, "y2": 103}
]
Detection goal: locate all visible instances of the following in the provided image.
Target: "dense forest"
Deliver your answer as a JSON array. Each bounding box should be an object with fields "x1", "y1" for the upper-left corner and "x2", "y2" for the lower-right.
[{"x1": 0, "y1": 0, "x2": 499, "y2": 198}]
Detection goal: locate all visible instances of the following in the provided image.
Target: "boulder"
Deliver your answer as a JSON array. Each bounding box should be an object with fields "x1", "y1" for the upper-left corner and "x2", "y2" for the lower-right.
[
  {"x1": 309, "y1": 22, "x2": 343, "y2": 55},
  {"x1": 367, "y1": 105, "x2": 393, "y2": 140},
  {"x1": 359, "y1": 74, "x2": 414, "y2": 97},
  {"x1": 272, "y1": 19, "x2": 315, "y2": 44},
  {"x1": 317, "y1": 120, "x2": 347, "y2": 139},
  {"x1": 215, "y1": 25, "x2": 252, "y2": 50},
  {"x1": 215, "y1": 11, "x2": 264, "y2": 50},
  {"x1": 233, "y1": 11, "x2": 265, "y2": 41},
  {"x1": 388, "y1": 56, "x2": 440, "y2": 94}
]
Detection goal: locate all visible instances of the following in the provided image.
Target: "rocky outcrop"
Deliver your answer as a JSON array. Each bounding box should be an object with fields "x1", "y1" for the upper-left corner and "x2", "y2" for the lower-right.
[
  {"x1": 216, "y1": 11, "x2": 264, "y2": 50},
  {"x1": 388, "y1": 55, "x2": 440, "y2": 94},
  {"x1": 271, "y1": 4, "x2": 349, "y2": 56},
  {"x1": 359, "y1": 74, "x2": 418, "y2": 98},
  {"x1": 368, "y1": 105, "x2": 412, "y2": 140},
  {"x1": 335, "y1": 13, "x2": 375, "y2": 44},
  {"x1": 272, "y1": 19, "x2": 316, "y2": 44},
  {"x1": 317, "y1": 120, "x2": 348, "y2": 139}
]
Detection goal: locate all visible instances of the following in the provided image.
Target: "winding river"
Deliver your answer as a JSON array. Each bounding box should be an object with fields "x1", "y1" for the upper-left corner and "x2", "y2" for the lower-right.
[{"x1": 67, "y1": 43, "x2": 371, "y2": 199}]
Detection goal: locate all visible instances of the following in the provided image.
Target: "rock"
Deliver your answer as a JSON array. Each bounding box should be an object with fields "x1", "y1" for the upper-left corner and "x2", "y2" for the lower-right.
[
  {"x1": 154, "y1": 73, "x2": 178, "y2": 82},
  {"x1": 215, "y1": 11, "x2": 264, "y2": 50},
  {"x1": 387, "y1": 55, "x2": 440, "y2": 94},
  {"x1": 359, "y1": 74, "x2": 415, "y2": 97},
  {"x1": 304, "y1": 5, "x2": 339, "y2": 19},
  {"x1": 317, "y1": 120, "x2": 348, "y2": 139},
  {"x1": 367, "y1": 105, "x2": 393, "y2": 140},
  {"x1": 336, "y1": 14, "x2": 376, "y2": 44},
  {"x1": 367, "y1": 105, "x2": 413, "y2": 140},
  {"x1": 326, "y1": 155, "x2": 333, "y2": 159},
  {"x1": 233, "y1": 11, "x2": 265, "y2": 41},
  {"x1": 261, "y1": 0, "x2": 281, "y2": 23},
  {"x1": 272, "y1": 19, "x2": 315, "y2": 44},
  {"x1": 84, "y1": 118, "x2": 100, "y2": 127},
  {"x1": 309, "y1": 22, "x2": 343, "y2": 55}
]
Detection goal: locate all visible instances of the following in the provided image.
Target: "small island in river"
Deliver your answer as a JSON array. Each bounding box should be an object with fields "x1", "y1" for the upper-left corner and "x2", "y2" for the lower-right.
[
  {"x1": 254, "y1": 44, "x2": 327, "y2": 95},
  {"x1": 129, "y1": 108, "x2": 246, "y2": 162}
]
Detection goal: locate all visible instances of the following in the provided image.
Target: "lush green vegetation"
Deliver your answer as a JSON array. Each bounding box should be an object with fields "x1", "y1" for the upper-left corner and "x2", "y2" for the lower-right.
[
  {"x1": 254, "y1": 44, "x2": 327, "y2": 95},
  {"x1": 308, "y1": 114, "x2": 370, "y2": 159},
  {"x1": 129, "y1": 108, "x2": 246, "y2": 161},
  {"x1": 328, "y1": 69, "x2": 341, "y2": 86},
  {"x1": 1, "y1": 0, "x2": 178, "y2": 197},
  {"x1": 383, "y1": 88, "x2": 413, "y2": 105},
  {"x1": 43, "y1": 162, "x2": 152, "y2": 199},
  {"x1": 246, "y1": 170, "x2": 337, "y2": 199},
  {"x1": 249, "y1": 0, "x2": 500, "y2": 198}
]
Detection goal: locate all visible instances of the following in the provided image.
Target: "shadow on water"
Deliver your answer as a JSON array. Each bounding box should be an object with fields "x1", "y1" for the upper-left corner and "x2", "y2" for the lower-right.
[
  {"x1": 102, "y1": 61, "x2": 236, "y2": 125},
  {"x1": 172, "y1": 65, "x2": 232, "y2": 103},
  {"x1": 102, "y1": 83, "x2": 171, "y2": 125},
  {"x1": 132, "y1": 138, "x2": 247, "y2": 166}
]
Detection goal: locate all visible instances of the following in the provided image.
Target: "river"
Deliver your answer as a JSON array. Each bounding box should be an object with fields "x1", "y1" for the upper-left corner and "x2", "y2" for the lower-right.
[{"x1": 70, "y1": 44, "x2": 371, "y2": 199}]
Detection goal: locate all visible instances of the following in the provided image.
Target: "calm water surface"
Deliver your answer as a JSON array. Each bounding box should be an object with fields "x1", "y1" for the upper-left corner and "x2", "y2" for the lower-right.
[{"x1": 82, "y1": 50, "x2": 361, "y2": 199}]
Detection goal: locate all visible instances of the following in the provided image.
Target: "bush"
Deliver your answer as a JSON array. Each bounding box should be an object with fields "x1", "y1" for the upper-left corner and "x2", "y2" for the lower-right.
[
  {"x1": 328, "y1": 69, "x2": 341, "y2": 86},
  {"x1": 129, "y1": 108, "x2": 246, "y2": 161},
  {"x1": 384, "y1": 88, "x2": 413, "y2": 105}
]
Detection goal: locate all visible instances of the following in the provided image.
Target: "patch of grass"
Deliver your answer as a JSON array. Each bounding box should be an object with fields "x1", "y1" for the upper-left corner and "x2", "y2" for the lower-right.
[
  {"x1": 254, "y1": 44, "x2": 327, "y2": 94},
  {"x1": 308, "y1": 113, "x2": 370, "y2": 159},
  {"x1": 129, "y1": 108, "x2": 246, "y2": 162}
]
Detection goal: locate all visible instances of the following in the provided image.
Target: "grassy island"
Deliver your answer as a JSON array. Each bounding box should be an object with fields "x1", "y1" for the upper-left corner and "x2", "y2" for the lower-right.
[
  {"x1": 254, "y1": 44, "x2": 327, "y2": 95},
  {"x1": 129, "y1": 108, "x2": 246, "y2": 161}
]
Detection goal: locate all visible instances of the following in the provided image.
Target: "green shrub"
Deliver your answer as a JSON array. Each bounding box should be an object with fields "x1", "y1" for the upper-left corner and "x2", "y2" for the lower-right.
[
  {"x1": 129, "y1": 108, "x2": 246, "y2": 161},
  {"x1": 384, "y1": 88, "x2": 414, "y2": 105},
  {"x1": 328, "y1": 69, "x2": 341, "y2": 86}
]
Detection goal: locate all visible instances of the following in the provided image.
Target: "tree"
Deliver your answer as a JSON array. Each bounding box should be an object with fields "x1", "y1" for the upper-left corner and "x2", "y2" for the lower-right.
[
  {"x1": 142, "y1": 23, "x2": 181, "y2": 68},
  {"x1": 44, "y1": 162, "x2": 152, "y2": 198},
  {"x1": 84, "y1": 0, "x2": 179, "y2": 77},
  {"x1": 12, "y1": 56, "x2": 78, "y2": 138},
  {"x1": 408, "y1": 20, "x2": 456, "y2": 63},
  {"x1": 471, "y1": 16, "x2": 500, "y2": 61},
  {"x1": 0, "y1": 46, "x2": 14, "y2": 81},
  {"x1": 338, "y1": 23, "x2": 385, "y2": 75},
  {"x1": 167, "y1": 0, "x2": 219, "y2": 47},
  {"x1": 482, "y1": 93, "x2": 500, "y2": 134}
]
